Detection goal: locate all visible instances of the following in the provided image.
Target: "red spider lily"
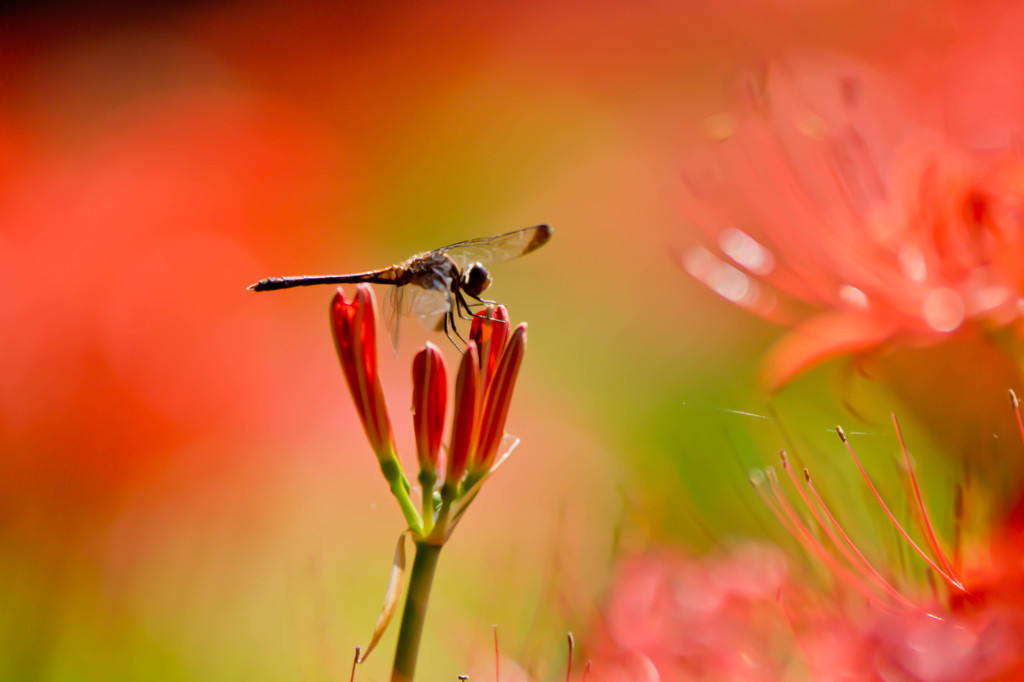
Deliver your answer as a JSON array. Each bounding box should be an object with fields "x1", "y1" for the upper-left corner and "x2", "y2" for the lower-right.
[
  {"x1": 470, "y1": 305, "x2": 510, "y2": 388},
  {"x1": 472, "y1": 320, "x2": 527, "y2": 476},
  {"x1": 330, "y1": 285, "x2": 397, "y2": 464},
  {"x1": 330, "y1": 286, "x2": 529, "y2": 680},
  {"x1": 446, "y1": 341, "x2": 481, "y2": 486},
  {"x1": 447, "y1": 307, "x2": 527, "y2": 492},
  {"x1": 590, "y1": 546, "x2": 1023, "y2": 682},
  {"x1": 750, "y1": 394, "x2": 1024, "y2": 679},
  {"x1": 329, "y1": 284, "x2": 526, "y2": 538},
  {"x1": 412, "y1": 343, "x2": 446, "y2": 474},
  {"x1": 589, "y1": 392, "x2": 1024, "y2": 681},
  {"x1": 586, "y1": 544, "x2": 795, "y2": 682},
  {"x1": 682, "y1": 57, "x2": 1024, "y2": 388}
]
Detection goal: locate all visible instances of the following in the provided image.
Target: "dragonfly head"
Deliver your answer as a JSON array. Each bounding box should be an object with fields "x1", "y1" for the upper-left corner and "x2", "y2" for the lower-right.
[{"x1": 462, "y1": 263, "x2": 492, "y2": 297}]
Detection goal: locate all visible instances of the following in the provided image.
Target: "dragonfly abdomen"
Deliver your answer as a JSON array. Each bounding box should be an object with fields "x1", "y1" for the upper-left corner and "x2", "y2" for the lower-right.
[{"x1": 248, "y1": 267, "x2": 405, "y2": 292}]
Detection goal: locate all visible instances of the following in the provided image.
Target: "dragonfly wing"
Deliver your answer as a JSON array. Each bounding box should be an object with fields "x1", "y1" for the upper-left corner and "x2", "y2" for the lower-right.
[
  {"x1": 381, "y1": 271, "x2": 453, "y2": 349},
  {"x1": 383, "y1": 285, "x2": 406, "y2": 351},
  {"x1": 406, "y1": 284, "x2": 452, "y2": 323},
  {"x1": 439, "y1": 224, "x2": 551, "y2": 270}
]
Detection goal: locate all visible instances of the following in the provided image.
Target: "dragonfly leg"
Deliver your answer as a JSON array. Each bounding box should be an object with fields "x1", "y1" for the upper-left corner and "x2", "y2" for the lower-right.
[
  {"x1": 442, "y1": 307, "x2": 467, "y2": 350},
  {"x1": 458, "y1": 291, "x2": 508, "y2": 330},
  {"x1": 451, "y1": 310, "x2": 469, "y2": 345},
  {"x1": 464, "y1": 291, "x2": 497, "y2": 306},
  {"x1": 447, "y1": 291, "x2": 470, "y2": 344},
  {"x1": 454, "y1": 290, "x2": 477, "y2": 321}
]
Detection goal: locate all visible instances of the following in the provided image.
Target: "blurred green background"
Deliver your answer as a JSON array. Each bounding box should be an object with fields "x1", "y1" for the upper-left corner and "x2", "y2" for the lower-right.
[{"x1": 1, "y1": 2, "x2": 1012, "y2": 680}]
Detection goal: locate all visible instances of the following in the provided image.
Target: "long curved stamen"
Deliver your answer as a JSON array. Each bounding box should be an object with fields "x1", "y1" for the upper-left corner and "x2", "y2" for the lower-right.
[
  {"x1": 1010, "y1": 389, "x2": 1024, "y2": 443},
  {"x1": 836, "y1": 426, "x2": 965, "y2": 592},
  {"x1": 891, "y1": 413, "x2": 960, "y2": 588},
  {"x1": 801, "y1": 469, "x2": 914, "y2": 608},
  {"x1": 779, "y1": 452, "x2": 913, "y2": 607},
  {"x1": 753, "y1": 467, "x2": 897, "y2": 609}
]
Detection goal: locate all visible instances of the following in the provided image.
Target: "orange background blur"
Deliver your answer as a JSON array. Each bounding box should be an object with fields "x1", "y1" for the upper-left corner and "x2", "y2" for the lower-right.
[{"x1": 0, "y1": 2, "x2": 975, "y2": 680}]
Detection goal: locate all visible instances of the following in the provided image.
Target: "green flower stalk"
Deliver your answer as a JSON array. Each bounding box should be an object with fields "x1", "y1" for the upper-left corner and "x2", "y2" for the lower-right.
[{"x1": 329, "y1": 284, "x2": 527, "y2": 681}]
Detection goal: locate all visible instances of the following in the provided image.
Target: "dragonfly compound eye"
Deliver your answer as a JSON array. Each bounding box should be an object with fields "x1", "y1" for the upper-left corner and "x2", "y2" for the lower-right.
[{"x1": 463, "y1": 263, "x2": 492, "y2": 297}]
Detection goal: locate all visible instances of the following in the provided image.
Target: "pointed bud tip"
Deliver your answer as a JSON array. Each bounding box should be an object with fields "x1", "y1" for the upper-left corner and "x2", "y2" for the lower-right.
[
  {"x1": 510, "y1": 323, "x2": 528, "y2": 346},
  {"x1": 836, "y1": 425, "x2": 847, "y2": 442},
  {"x1": 355, "y1": 282, "x2": 375, "y2": 303},
  {"x1": 1010, "y1": 388, "x2": 1019, "y2": 408},
  {"x1": 412, "y1": 343, "x2": 446, "y2": 382},
  {"x1": 416, "y1": 341, "x2": 444, "y2": 363}
]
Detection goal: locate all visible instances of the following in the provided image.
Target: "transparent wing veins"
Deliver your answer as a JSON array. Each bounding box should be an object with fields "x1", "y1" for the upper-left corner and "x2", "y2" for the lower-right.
[
  {"x1": 383, "y1": 285, "x2": 405, "y2": 351},
  {"x1": 438, "y1": 225, "x2": 550, "y2": 270}
]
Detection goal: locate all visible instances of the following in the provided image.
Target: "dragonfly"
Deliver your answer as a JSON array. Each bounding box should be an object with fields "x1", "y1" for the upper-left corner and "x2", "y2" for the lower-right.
[{"x1": 248, "y1": 224, "x2": 552, "y2": 348}]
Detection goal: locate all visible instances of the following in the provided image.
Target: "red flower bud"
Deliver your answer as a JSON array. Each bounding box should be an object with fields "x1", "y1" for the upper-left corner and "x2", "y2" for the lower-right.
[
  {"x1": 412, "y1": 343, "x2": 447, "y2": 473},
  {"x1": 447, "y1": 342, "x2": 481, "y2": 484},
  {"x1": 472, "y1": 323, "x2": 526, "y2": 473},
  {"x1": 330, "y1": 284, "x2": 396, "y2": 462}
]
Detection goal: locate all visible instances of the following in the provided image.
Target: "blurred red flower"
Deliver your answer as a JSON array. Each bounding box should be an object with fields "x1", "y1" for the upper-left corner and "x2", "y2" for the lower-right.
[
  {"x1": 587, "y1": 545, "x2": 1024, "y2": 681},
  {"x1": 682, "y1": 55, "x2": 1024, "y2": 389},
  {"x1": 587, "y1": 543, "x2": 794, "y2": 681},
  {"x1": 588, "y1": 405, "x2": 1024, "y2": 681},
  {"x1": 588, "y1": 549, "x2": 1024, "y2": 681}
]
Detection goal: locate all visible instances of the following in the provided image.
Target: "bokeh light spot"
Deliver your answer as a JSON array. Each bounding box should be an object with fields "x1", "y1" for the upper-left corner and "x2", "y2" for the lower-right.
[
  {"x1": 718, "y1": 227, "x2": 775, "y2": 276},
  {"x1": 839, "y1": 284, "x2": 869, "y2": 309},
  {"x1": 923, "y1": 287, "x2": 965, "y2": 332}
]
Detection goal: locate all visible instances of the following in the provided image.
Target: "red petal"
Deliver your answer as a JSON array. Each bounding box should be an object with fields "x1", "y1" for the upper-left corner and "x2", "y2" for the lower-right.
[
  {"x1": 760, "y1": 312, "x2": 900, "y2": 390},
  {"x1": 412, "y1": 342, "x2": 447, "y2": 473},
  {"x1": 473, "y1": 323, "x2": 526, "y2": 472},
  {"x1": 329, "y1": 284, "x2": 396, "y2": 460},
  {"x1": 470, "y1": 305, "x2": 510, "y2": 390},
  {"x1": 447, "y1": 342, "x2": 480, "y2": 484}
]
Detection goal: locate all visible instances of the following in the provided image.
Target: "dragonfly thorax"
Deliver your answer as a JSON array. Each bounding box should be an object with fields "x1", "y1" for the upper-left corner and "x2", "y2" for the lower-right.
[{"x1": 461, "y1": 263, "x2": 492, "y2": 297}]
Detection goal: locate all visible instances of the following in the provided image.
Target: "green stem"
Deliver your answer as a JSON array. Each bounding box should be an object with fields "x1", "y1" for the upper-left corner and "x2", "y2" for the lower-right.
[
  {"x1": 380, "y1": 457, "x2": 423, "y2": 533},
  {"x1": 391, "y1": 541, "x2": 442, "y2": 682},
  {"x1": 418, "y1": 470, "x2": 437, "y2": 535},
  {"x1": 429, "y1": 482, "x2": 459, "y2": 542}
]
